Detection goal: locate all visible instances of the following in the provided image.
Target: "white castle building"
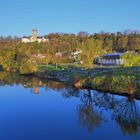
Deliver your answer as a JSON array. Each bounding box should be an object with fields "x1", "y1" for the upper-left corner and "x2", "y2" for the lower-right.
[{"x1": 22, "y1": 29, "x2": 49, "y2": 43}]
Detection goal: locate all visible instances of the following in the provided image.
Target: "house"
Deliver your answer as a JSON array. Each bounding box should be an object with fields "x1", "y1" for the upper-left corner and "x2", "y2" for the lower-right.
[
  {"x1": 71, "y1": 48, "x2": 82, "y2": 56},
  {"x1": 54, "y1": 48, "x2": 63, "y2": 57},
  {"x1": 22, "y1": 29, "x2": 49, "y2": 43},
  {"x1": 67, "y1": 48, "x2": 83, "y2": 63},
  {"x1": 70, "y1": 48, "x2": 82, "y2": 61},
  {"x1": 55, "y1": 52, "x2": 63, "y2": 57},
  {"x1": 96, "y1": 53, "x2": 125, "y2": 65}
]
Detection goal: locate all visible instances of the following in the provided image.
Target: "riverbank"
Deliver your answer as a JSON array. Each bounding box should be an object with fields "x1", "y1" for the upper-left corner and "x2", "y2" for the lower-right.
[
  {"x1": 0, "y1": 64, "x2": 139, "y2": 96},
  {"x1": 36, "y1": 65, "x2": 140, "y2": 95}
]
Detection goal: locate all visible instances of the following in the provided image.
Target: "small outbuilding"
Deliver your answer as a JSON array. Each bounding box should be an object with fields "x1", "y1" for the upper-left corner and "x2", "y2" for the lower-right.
[{"x1": 96, "y1": 53, "x2": 125, "y2": 65}]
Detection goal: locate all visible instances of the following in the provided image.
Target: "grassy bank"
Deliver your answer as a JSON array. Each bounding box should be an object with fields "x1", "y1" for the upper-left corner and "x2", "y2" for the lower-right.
[
  {"x1": 36, "y1": 65, "x2": 140, "y2": 95},
  {"x1": 84, "y1": 68, "x2": 140, "y2": 94}
]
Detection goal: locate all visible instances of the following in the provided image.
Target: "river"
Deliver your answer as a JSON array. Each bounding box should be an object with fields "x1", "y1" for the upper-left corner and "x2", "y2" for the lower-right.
[{"x1": 0, "y1": 77, "x2": 140, "y2": 140}]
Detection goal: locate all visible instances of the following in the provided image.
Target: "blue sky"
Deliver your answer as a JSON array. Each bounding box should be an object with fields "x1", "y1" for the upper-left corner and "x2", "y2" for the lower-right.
[{"x1": 0, "y1": 0, "x2": 140, "y2": 36}]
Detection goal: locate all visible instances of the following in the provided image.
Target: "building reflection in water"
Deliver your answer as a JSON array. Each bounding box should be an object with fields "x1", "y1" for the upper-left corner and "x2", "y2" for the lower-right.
[{"x1": 33, "y1": 86, "x2": 39, "y2": 94}]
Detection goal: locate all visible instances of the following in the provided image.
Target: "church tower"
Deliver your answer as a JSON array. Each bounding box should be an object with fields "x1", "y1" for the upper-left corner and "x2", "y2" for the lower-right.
[{"x1": 32, "y1": 29, "x2": 37, "y2": 41}]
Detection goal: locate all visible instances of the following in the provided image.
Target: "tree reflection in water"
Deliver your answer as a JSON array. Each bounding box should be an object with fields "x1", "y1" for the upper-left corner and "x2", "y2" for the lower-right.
[
  {"x1": 61, "y1": 87, "x2": 80, "y2": 98},
  {"x1": 77, "y1": 90, "x2": 103, "y2": 132},
  {"x1": 91, "y1": 91, "x2": 119, "y2": 111},
  {"x1": 113, "y1": 95, "x2": 140, "y2": 135},
  {"x1": 77, "y1": 90, "x2": 140, "y2": 135}
]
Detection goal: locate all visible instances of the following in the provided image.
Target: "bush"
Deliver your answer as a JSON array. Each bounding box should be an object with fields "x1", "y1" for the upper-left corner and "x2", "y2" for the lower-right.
[
  {"x1": 122, "y1": 54, "x2": 140, "y2": 67},
  {"x1": 19, "y1": 61, "x2": 38, "y2": 74}
]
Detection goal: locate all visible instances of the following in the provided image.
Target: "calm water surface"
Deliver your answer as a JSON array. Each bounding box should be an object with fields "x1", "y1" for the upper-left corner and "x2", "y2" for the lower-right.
[{"x1": 0, "y1": 81, "x2": 140, "y2": 140}]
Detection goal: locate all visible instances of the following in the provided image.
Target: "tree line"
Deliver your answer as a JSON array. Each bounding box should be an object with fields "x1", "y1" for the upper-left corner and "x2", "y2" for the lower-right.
[{"x1": 0, "y1": 30, "x2": 140, "y2": 71}]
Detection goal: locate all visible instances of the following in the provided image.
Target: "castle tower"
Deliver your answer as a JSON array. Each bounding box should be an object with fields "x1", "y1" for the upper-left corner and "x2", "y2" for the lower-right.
[{"x1": 32, "y1": 29, "x2": 37, "y2": 41}]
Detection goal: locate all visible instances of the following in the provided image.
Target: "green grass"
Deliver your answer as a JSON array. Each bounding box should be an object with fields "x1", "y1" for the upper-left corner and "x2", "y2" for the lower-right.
[
  {"x1": 93, "y1": 67, "x2": 140, "y2": 77},
  {"x1": 38, "y1": 64, "x2": 67, "y2": 72}
]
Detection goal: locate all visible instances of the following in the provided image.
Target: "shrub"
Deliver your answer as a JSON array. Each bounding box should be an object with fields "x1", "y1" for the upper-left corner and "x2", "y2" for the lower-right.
[
  {"x1": 19, "y1": 61, "x2": 38, "y2": 74},
  {"x1": 122, "y1": 54, "x2": 140, "y2": 67}
]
